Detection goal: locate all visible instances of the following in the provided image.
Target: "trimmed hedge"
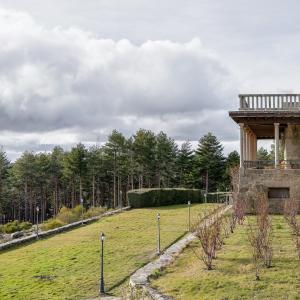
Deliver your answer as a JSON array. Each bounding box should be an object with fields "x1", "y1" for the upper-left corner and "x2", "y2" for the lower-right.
[{"x1": 127, "y1": 188, "x2": 204, "y2": 208}]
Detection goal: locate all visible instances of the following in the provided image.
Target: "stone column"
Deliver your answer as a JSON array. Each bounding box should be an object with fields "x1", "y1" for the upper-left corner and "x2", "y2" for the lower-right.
[
  {"x1": 247, "y1": 130, "x2": 251, "y2": 161},
  {"x1": 274, "y1": 123, "x2": 280, "y2": 168},
  {"x1": 253, "y1": 134, "x2": 257, "y2": 161},
  {"x1": 245, "y1": 129, "x2": 248, "y2": 161},
  {"x1": 243, "y1": 127, "x2": 247, "y2": 162},
  {"x1": 239, "y1": 123, "x2": 244, "y2": 168},
  {"x1": 250, "y1": 133, "x2": 253, "y2": 160}
]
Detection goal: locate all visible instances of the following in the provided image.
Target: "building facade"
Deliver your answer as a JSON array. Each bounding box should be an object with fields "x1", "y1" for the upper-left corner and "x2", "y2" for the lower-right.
[{"x1": 229, "y1": 94, "x2": 300, "y2": 213}]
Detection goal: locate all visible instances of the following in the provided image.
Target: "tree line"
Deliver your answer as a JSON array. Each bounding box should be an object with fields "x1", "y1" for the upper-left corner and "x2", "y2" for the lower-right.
[{"x1": 0, "y1": 129, "x2": 239, "y2": 224}]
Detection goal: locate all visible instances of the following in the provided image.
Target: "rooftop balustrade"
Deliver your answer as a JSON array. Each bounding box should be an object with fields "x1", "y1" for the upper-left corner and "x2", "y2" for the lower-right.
[{"x1": 239, "y1": 94, "x2": 300, "y2": 111}]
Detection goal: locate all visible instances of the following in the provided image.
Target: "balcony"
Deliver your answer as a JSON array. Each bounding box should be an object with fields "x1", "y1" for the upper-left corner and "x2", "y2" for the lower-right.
[
  {"x1": 239, "y1": 94, "x2": 300, "y2": 111},
  {"x1": 244, "y1": 160, "x2": 300, "y2": 169}
]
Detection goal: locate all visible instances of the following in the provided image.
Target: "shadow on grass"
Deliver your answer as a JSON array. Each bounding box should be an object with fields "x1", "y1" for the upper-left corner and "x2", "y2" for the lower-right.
[{"x1": 107, "y1": 231, "x2": 188, "y2": 293}]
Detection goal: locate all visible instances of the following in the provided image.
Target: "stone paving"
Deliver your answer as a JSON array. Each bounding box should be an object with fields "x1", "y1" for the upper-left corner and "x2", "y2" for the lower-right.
[{"x1": 129, "y1": 204, "x2": 232, "y2": 300}]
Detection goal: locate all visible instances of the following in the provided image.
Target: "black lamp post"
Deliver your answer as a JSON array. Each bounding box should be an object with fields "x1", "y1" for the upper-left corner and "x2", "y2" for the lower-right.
[
  {"x1": 80, "y1": 198, "x2": 84, "y2": 225},
  {"x1": 36, "y1": 206, "x2": 40, "y2": 239},
  {"x1": 157, "y1": 213, "x2": 161, "y2": 255},
  {"x1": 99, "y1": 232, "x2": 105, "y2": 295},
  {"x1": 188, "y1": 201, "x2": 191, "y2": 231}
]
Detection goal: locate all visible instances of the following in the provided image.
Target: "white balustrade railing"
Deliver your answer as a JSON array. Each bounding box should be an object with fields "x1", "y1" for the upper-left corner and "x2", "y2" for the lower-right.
[{"x1": 239, "y1": 94, "x2": 300, "y2": 110}]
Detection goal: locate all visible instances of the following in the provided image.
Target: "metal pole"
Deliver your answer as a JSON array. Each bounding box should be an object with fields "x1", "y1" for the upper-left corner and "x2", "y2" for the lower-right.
[
  {"x1": 36, "y1": 206, "x2": 39, "y2": 239},
  {"x1": 80, "y1": 198, "x2": 84, "y2": 225},
  {"x1": 188, "y1": 201, "x2": 191, "y2": 231},
  {"x1": 100, "y1": 233, "x2": 105, "y2": 295},
  {"x1": 120, "y1": 191, "x2": 123, "y2": 211},
  {"x1": 157, "y1": 213, "x2": 160, "y2": 255}
]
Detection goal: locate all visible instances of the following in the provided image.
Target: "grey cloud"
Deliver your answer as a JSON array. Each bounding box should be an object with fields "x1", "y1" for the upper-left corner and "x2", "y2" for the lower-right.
[{"x1": 0, "y1": 7, "x2": 240, "y2": 159}]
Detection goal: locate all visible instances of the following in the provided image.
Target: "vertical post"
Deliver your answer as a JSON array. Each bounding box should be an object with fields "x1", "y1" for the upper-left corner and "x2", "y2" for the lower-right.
[
  {"x1": 254, "y1": 135, "x2": 257, "y2": 161},
  {"x1": 100, "y1": 233, "x2": 105, "y2": 295},
  {"x1": 157, "y1": 213, "x2": 161, "y2": 255},
  {"x1": 275, "y1": 123, "x2": 280, "y2": 168},
  {"x1": 80, "y1": 198, "x2": 84, "y2": 225},
  {"x1": 247, "y1": 131, "x2": 251, "y2": 161},
  {"x1": 36, "y1": 206, "x2": 39, "y2": 239},
  {"x1": 120, "y1": 191, "x2": 123, "y2": 211},
  {"x1": 188, "y1": 201, "x2": 191, "y2": 232},
  {"x1": 239, "y1": 123, "x2": 244, "y2": 168}
]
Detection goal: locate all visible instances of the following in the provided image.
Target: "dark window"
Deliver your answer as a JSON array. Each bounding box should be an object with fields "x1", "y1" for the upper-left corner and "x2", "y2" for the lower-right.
[{"x1": 268, "y1": 188, "x2": 290, "y2": 199}]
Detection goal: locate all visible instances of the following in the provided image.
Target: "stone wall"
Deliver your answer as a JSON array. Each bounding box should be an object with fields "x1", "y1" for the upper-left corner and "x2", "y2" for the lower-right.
[
  {"x1": 284, "y1": 125, "x2": 300, "y2": 160},
  {"x1": 0, "y1": 207, "x2": 130, "y2": 252},
  {"x1": 239, "y1": 168, "x2": 300, "y2": 213}
]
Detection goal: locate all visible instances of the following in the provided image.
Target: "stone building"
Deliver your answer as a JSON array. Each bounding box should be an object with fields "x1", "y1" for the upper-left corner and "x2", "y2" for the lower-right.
[{"x1": 229, "y1": 94, "x2": 300, "y2": 213}]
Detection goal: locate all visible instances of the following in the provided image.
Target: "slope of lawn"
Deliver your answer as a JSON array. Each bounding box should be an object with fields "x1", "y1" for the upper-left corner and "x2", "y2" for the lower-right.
[
  {"x1": 0, "y1": 203, "x2": 217, "y2": 300},
  {"x1": 151, "y1": 216, "x2": 300, "y2": 300}
]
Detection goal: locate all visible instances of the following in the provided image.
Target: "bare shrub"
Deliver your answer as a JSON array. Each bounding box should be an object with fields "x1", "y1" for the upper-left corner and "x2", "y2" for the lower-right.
[
  {"x1": 229, "y1": 214, "x2": 237, "y2": 233},
  {"x1": 192, "y1": 210, "x2": 230, "y2": 270},
  {"x1": 192, "y1": 216, "x2": 218, "y2": 270},
  {"x1": 234, "y1": 196, "x2": 247, "y2": 225},
  {"x1": 284, "y1": 198, "x2": 299, "y2": 236},
  {"x1": 229, "y1": 166, "x2": 239, "y2": 202},
  {"x1": 284, "y1": 198, "x2": 300, "y2": 259},
  {"x1": 222, "y1": 214, "x2": 231, "y2": 238},
  {"x1": 257, "y1": 193, "x2": 273, "y2": 268},
  {"x1": 247, "y1": 222, "x2": 263, "y2": 280},
  {"x1": 247, "y1": 192, "x2": 273, "y2": 280}
]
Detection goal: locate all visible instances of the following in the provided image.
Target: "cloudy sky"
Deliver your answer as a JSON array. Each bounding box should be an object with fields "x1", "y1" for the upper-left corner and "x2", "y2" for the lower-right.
[{"x1": 0, "y1": 0, "x2": 299, "y2": 160}]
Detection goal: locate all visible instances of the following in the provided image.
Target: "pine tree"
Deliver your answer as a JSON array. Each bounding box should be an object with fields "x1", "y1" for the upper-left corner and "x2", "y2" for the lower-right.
[
  {"x1": 226, "y1": 150, "x2": 240, "y2": 168},
  {"x1": 104, "y1": 130, "x2": 130, "y2": 207},
  {"x1": 257, "y1": 147, "x2": 270, "y2": 161},
  {"x1": 194, "y1": 133, "x2": 225, "y2": 192},
  {"x1": 155, "y1": 132, "x2": 178, "y2": 188},
  {"x1": 133, "y1": 129, "x2": 156, "y2": 188},
  {"x1": 177, "y1": 141, "x2": 194, "y2": 187},
  {"x1": 0, "y1": 149, "x2": 10, "y2": 223},
  {"x1": 64, "y1": 144, "x2": 87, "y2": 207}
]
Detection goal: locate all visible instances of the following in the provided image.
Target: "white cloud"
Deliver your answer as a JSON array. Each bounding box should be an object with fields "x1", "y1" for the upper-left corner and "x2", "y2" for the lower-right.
[{"x1": 0, "y1": 7, "x2": 239, "y2": 159}]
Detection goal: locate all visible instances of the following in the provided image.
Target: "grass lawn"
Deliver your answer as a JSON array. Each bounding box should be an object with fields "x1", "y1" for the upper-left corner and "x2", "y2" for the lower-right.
[
  {"x1": 151, "y1": 216, "x2": 300, "y2": 300},
  {"x1": 0, "y1": 203, "x2": 216, "y2": 300}
]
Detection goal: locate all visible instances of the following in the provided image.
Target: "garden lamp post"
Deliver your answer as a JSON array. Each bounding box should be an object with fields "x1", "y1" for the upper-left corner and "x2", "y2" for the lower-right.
[
  {"x1": 99, "y1": 232, "x2": 105, "y2": 295},
  {"x1": 157, "y1": 213, "x2": 161, "y2": 255},
  {"x1": 36, "y1": 206, "x2": 40, "y2": 239},
  {"x1": 188, "y1": 201, "x2": 191, "y2": 231},
  {"x1": 80, "y1": 198, "x2": 84, "y2": 225}
]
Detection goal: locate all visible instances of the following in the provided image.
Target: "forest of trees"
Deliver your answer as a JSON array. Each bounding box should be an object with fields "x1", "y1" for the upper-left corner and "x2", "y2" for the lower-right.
[{"x1": 0, "y1": 129, "x2": 240, "y2": 224}]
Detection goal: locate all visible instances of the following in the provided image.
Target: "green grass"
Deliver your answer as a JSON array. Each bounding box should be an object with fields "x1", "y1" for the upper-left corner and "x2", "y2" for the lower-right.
[
  {"x1": 151, "y1": 216, "x2": 300, "y2": 300},
  {"x1": 0, "y1": 203, "x2": 216, "y2": 300}
]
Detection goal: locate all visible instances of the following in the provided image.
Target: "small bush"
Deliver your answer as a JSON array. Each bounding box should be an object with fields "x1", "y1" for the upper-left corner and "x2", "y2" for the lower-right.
[
  {"x1": 84, "y1": 206, "x2": 106, "y2": 218},
  {"x1": 0, "y1": 220, "x2": 33, "y2": 234},
  {"x1": 3, "y1": 220, "x2": 20, "y2": 233},
  {"x1": 56, "y1": 206, "x2": 78, "y2": 224},
  {"x1": 19, "y1": 221, "x2": 32, "y2": 231},
  {"x1": 41, "y1": 219, "x2": 65, "y2": 231},
  {"x1": 72, "y1": 205, "x2": 86, "y2": 218}
]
